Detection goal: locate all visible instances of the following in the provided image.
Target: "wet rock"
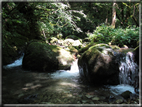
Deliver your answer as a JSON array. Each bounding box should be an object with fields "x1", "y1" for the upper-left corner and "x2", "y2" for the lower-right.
[
  {"x1": 130, "y1": 93, "x2": 139, "y2": 100},
  {"x1": 92, "y1": 96, "x2": 100, "y2": 101},
  {"x1": 41, "y1": 102, "x2": 52, "y2": 104},
  {"x1": 133, "y1": 45, "x2": 140, "y2": 65},
  {"x1": 107, "y1": 95, "x2": 116, "y2": 103},
  {"x1": 78, "y1": 95, "x2": 83, "y2": 98},
  {"x1": 81, "y1": 100, "x2": 87, "y2": 103},
  {"x1": 85, "y1": 94, "x2": 93, "y2": 98},
  {"x1": 78, "y1": 43, "x2": 120, "y2": 85},
  {"x1": 78, "y1": 42, "x2": 96, "y2": 55},
  {"x1": 99, "y1": 96, "x2": 106, "y2": 100},
  {"x1": 63, "y1": 39, "x2": 82, "y2": 47},
  {"x1": 115, "y1": 98, "x2": 123, "y2": 104},
  {"x1": 22, "y1": 41, "x2": 74, "y2": 71},
  {"x1": 66, "y1": 35, "x2": 81, "y2": 40},
  {"x1": 50, "y1": 37, "x2": 58, "y2": 44},
  {"x1": 120, "y1": 91, "x2": 132, "y2": 99},
  {"x1": 18, "y1": 94, "x2": 38, "y2": 104},
  {"x1": 77, "y1": 101, "x2": 81, "y2": 104}
]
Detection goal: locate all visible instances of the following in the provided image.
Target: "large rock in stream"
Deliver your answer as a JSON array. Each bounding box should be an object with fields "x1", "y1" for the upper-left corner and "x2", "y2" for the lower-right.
[
  {"x1": 22, "y1": 42, "x2": 74, "y2": 72},
  {"x1": 78, "y1": 44, "x2": 120, "y2": 85}
]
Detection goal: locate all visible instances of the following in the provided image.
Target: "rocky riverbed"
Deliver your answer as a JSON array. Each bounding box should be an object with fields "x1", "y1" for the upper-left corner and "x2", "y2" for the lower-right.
[{"x1": 2, "y1": 59, "x2": 140, "y2": 105}]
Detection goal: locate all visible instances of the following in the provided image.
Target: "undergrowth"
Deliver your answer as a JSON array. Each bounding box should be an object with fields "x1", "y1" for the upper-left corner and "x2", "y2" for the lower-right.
[{"x1": 87, "y1": 24, "x2": 139, "y2": 48}]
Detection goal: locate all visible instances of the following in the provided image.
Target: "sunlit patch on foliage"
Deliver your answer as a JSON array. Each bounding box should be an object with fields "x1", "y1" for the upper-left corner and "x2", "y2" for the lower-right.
[{"x1": 87, "y1": 24, "x2": 139, "y2": 48}]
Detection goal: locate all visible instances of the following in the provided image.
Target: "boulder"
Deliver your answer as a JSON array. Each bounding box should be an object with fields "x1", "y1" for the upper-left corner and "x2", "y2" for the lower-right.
[
  {"x1": 78, "y1": 43, "x2": 120, "y2": 85},
  {"x1": 78, "y1": 42, "x2": 96, "y2": 55},
  {"x1": 63, "y1": 39, "x2": 82, "y2": 47},
  {"x1": 22, "y1": 42, "x2": 74, "y2": 72},
  {"x1": 65, "y1": 35, "x2": 80, "y2": 40},
  {"x1": 120, "y1": 91, "x2": 132, "y2": 99},
  {"x1": 50, "y1": 37, "x2": 58, "y2": 44}
]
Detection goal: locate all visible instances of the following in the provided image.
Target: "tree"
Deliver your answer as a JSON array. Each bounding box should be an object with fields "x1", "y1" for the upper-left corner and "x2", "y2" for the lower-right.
[{"x1": 111, "y1": 1, "x2": 117, "y2": 28}]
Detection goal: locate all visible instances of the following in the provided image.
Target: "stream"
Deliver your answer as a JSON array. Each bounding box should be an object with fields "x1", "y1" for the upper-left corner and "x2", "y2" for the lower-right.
[{"x1": 2, "y1": 54, "x2": 140, "y2": 105}]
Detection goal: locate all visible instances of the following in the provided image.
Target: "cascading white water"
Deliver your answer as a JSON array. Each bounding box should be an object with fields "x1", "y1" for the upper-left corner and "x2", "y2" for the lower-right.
[
  {"x1": 3, "y1": 52, "x2": 139, "y2": 96},
  {"x1": 109, "y1": 84, "x2": 136, "y2": 95},
  {"x1": 51, "y1": 59, "x2": 79, "y2": 78},
  {"x1": 109, "y1": 51, "x2": 139, "y2": 95},
  {"x1": 3, "y1": 55, "x2": 24, "y2": 69},
  {"x1": 119, "y1": 52, "x2": 139, "y2": 86}
]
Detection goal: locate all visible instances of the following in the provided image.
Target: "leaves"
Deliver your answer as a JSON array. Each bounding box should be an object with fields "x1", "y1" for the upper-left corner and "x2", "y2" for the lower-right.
[{"x1": 87, "y1": 24, "x2": 139, "y2": 47}]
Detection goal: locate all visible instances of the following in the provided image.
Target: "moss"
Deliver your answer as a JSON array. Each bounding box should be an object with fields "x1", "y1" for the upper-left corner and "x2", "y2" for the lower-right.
[
  {"x1": 94, "y1": 43, "x2": 111, "y2": 49},
  {"x1": 23, "y1": 41, "x2": 74, "y2": 71},
  {"x1": 50, "y1": 37, "x2": 58, "y2": 44},
  {"x1": 78, "y1": 43, "x2": 120, "y2": 85},
  {"x1": 68, "y1": 46, "x2": 78, "y2": 53},
  {"x1": 65, "y1": 35, "x2": 80, "y2": 40},
  {"x1": 110, "y1": 45, "x2": 120, "y2": 50},
  {"x1": 49, "y1": 45, "x2": 60, "y2": 53},
  {"x1": 78, "y1": 42, "x2": 96, "y2": 54}
]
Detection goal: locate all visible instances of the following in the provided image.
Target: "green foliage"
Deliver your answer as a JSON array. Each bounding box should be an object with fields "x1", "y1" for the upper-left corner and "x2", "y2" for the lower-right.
[
  {"x1": 2, "y1": 2, "x2": 139, "y2": 49},
  {"x1": 36, "y1": 2, "x2": 85, "y2": 38},
  {"x1": 111, "y1": 26, "x2": 139, "y2": 47},
  {"x1": 87, "y1": 24, "x2": 114, "y2": 43},
  {"x1": 87, "y1": 24, "x2": 139, "y2": 48}
]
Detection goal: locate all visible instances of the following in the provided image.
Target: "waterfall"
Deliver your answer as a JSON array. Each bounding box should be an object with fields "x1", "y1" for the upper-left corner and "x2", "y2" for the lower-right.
[
  {"x1": 3, "y1": 54, "x2": 24, "y2": 69},
  {"x1": 109, "y1": 51, "x2": 139, "y2": 95},
  {"x1": 51, "y1": 59, "x2": 79, "y2": 78},
  {"x1": 118, "y1": 52, "x2": 139, "y2": 90}
]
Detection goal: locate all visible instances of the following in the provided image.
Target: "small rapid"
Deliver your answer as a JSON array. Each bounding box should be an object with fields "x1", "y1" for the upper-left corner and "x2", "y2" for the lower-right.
[
  {"x1": 3, "y1": 55, "x2": 24, "y2": 69},
  {"x1": 51, "y1": 59, "x2": 79, "y2": 79},
  {"x1": 119, "y1": 52, "x2": 139, "y2": 85},
  {"x1": 3, "y1": 52, "x2": 139, "y2": 97},
  {"x1": 109, "y1": 51, "x2": 139, "y2": 95},
  {"x1": 109, "y1": 84, "x2": 136, "y2": 95}
]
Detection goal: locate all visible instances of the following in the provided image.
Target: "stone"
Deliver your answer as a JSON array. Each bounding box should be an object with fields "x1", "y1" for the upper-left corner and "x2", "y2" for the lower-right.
[
  {"x1": 85, "y1": 94, "x2": 93, "y2": 98},
  {"x1": 92, "y1": 96, "x2": 100, "y2": 101},
  {"x1": 22, "y1": 41, "x2": 74, "y2": 72},
  {"x1": 63, "y1": 39, "x2": 82, "y2": 47},
  {"x1": 78, "y1": 43, "x2": 120, "y2": 85},
  {"x1": 120, "y1": 91, "x2": 132, "y2": 99},
  {"x1": 115, "y1": 99, "x2": 123, "y2": 104}
]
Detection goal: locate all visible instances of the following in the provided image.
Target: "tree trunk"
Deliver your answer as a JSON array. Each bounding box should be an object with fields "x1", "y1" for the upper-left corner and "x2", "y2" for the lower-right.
[{"x1": 111, "y1": 2, "x2": 116, "y2": 28}]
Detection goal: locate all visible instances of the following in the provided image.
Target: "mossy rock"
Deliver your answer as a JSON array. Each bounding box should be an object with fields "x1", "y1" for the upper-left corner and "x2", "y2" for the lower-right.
[
  {"x1": 83, "y1": 37, "x2": 90, "y2": 42},
  {"x1": 78, "y1": 42, "x2": 96, "y2": 55},
  {"x1": 68, "y1": 46, "x2": 78, "y2": 54},
  {"x1": 78, "y1": 43, "x2": 120, "y2": 85},
  {"x1": 65, "y1": 35, "x2": 80, "y2": 40},
  {"x1": 92, "y1": 43, "x2": 111, "y2": 49},
  {"x1": 110, "y1": 45, "x2": 120, "y2": 50},
  {"x1": 63, "y1": 39, "x2": 82, "y2": 47},
  {"x1": 50, "y1": 37, "x2": 58, "y2": 44},
  {"x1": 22, "y1": 42, "x2": 74, "y2": 71}
]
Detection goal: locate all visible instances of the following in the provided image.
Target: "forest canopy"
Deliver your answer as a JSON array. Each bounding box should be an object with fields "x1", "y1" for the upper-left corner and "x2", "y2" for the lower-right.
[{"x1": 2, "y1": 1, "x2": 140, "y2": 57}]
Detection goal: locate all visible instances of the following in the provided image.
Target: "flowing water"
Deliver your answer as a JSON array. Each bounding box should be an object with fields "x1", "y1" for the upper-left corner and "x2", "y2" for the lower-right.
[
  {"x1": 2, "y1": 53, "x2": 139, "y2": 104},
  {"x1": 3, "y1": 55, "x2": 24, "y2": 69},
  {"x1": 118, "y1": 52, "x2": 139, "y2": 92},
  {"x1": 119, "y1": 52, "x2": 139, "y2": 85}
]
